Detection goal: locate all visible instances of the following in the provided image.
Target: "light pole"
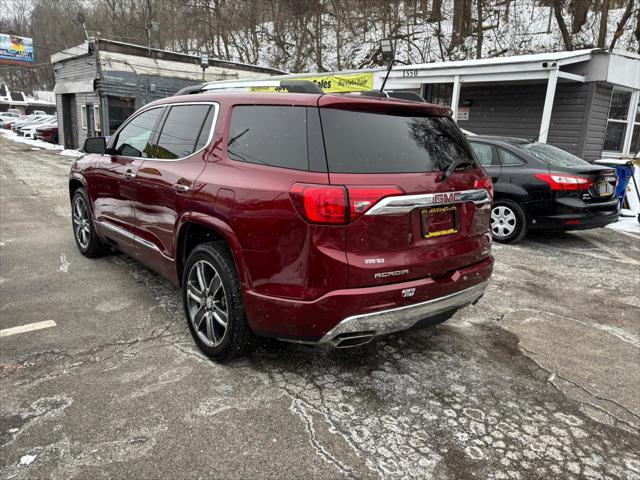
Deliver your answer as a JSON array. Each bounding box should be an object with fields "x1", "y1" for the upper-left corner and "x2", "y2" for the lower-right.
[
  {"x1": 200, "y1": 53, "x2": 209, "y2": 82},
  {"x1": 379, "y1": 38, "x2": 395, "y2": 93}
]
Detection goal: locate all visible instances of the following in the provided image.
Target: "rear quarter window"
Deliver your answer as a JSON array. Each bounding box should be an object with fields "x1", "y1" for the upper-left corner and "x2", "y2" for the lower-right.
[
  {"x1": 227, "y1": 105, "x2": 309, "y2": 171},
  {"x1": 470, "y1": 142, "x2": 496, "y2": 167},
  {"x1": 498, "y1": 148, "x2": 526, "y2": 166}
]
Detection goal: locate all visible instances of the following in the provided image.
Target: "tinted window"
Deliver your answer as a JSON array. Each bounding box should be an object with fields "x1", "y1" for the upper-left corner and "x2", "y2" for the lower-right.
[
  {"x1": 470, "y1": 142, "x2": 495, "y2": 167},
  {"x1": 320, "y1": 109, "x2": 476, "y2": 173},
  {"x1": 227, "y1": 106, "x2": 308, "y2": 170},
  {"x1": 195, "y1": 107, "x2": 216, "y2": 151},
  {"x1": 114, "y1": 108, "x2": 162, "y2": 157},
  {"x1": 518, "y1": 142, "x2": 590, "y2": 167},
  {"x1": 499, "y1": 148, "x2": 525, "y2": 166},
  {"x1": 155, "y1": 105, "x2": 212, "y2": 159},
  {"x1": 603, "y1": 122, "x2": 626, "y2": 152},
  {"x1": 608, "y1": 90, "x2": 631, "y2": 120},
  {"x1": 107, "y1": 97, "x2": 135, "y2": 134}
]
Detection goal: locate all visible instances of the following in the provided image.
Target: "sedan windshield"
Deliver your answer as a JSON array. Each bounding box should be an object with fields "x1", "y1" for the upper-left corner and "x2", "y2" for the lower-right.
[{"x1": 518, "y1": 142, "x2": 590, "y2": 167}]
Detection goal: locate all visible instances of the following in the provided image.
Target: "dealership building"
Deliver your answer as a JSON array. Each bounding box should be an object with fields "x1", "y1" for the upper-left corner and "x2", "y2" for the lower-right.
[
  {"x1": 379, "y1": 48, "x2": 639, "y2": 161},
  {"x1": 261, "y1": 49, "x2": 637, "y2": 161},
  {"x1": 51, "y1": 43, "x2": 639, "y2": 161},
  {"x1": 51, "y1": 38, "x2": 284, "y2": 149}
]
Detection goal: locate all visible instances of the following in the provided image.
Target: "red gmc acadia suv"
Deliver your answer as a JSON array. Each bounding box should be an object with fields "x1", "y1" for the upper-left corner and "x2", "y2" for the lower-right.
[{"x1": 70, "y1": 89, "x2": 494, "y2": 360}]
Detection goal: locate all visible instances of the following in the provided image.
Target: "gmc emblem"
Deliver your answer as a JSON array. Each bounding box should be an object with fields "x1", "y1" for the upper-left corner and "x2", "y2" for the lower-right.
[{"x1": 434, "y1": 192, "x2": 461, "y2": 204}]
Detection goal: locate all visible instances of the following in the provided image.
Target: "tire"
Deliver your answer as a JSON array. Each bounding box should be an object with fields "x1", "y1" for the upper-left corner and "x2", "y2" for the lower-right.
[
  {"x1": 490, "y1": 199, "x2": 528, "y2": 244},
  {"x1": 182, "y1": 242, "x2": 256, "y2": 361},
  {"x1": 71, "y1": 188, "x2": 109, "y2": 257},
  {"x1": 52, "y1": 132, "x2": 59, "y2": 144}
]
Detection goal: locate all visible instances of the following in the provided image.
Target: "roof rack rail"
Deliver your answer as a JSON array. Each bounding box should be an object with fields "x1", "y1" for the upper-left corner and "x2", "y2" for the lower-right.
[
  {"x1": 201, "y1": 79, "x2": 323, "y2": 94},
  {"x1": 173, "y1": 84, "x2": 205, "y2": 96}
]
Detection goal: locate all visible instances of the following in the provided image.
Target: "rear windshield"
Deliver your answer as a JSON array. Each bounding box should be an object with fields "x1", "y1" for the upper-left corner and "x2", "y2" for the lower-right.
[
  {"x1": 320, "y1": 108, "x2": 476, "y2": 173},
  {"x1": 518, "y1": 142, "x2": 590, "y2": 167}
]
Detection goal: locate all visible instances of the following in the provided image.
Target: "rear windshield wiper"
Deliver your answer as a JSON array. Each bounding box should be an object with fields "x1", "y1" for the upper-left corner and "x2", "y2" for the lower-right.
[{"x1": 439, "y1": 158, "x2": 471, "y2": 182}]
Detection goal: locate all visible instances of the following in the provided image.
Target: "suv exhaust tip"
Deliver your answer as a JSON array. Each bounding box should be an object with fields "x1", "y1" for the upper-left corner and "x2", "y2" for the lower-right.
[{"x1": 329, "y1": 332, "x2": 376, "y2": 348}]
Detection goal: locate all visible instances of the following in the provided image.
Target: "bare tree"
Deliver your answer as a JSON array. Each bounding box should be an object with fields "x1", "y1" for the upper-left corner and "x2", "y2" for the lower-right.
[
  {"x1": 610, "y1": 0, "x2": 636, "y2": 50},
  {"x1": 553, "y1": 0, "x2": 574, "y2": 50},
  {"x1": 598, "y1": 0, "x2": 610, "y2": 48}
]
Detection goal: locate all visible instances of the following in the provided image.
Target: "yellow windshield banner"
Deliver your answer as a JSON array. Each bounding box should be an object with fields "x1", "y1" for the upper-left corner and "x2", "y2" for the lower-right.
[{"x1": 249, "y1": 72, "x2": 374, "y2": 93}]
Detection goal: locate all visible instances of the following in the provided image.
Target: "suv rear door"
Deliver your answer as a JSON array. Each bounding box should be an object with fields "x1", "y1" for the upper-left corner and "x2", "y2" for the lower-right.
[{"x1": 318, "y1": 97, "x2": 492, "y2": 287}]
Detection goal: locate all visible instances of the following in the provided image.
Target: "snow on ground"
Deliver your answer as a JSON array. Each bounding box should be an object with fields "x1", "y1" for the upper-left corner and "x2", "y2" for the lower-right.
[
  {"x1": 608, "y1": 214, "x2": 640, "y2": 235},
  {"x1": 0, "y1": 130, "x2": 83, "y2": 157}
]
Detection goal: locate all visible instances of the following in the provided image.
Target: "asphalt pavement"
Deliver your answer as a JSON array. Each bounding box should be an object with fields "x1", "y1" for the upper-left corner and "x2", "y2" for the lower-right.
[{"x1": 1, "y1": 135, "x2": 639, "y2": 479}]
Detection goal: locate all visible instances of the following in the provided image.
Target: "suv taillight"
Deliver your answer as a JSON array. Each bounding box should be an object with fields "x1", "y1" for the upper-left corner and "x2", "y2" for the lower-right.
[
  {"x1": 290, "y1": 184, "x2": 348, "y2": 224},
  {"x1": 534, "y1": 173, "x2": 593, "y2": 191},
  {"x1": 290, "y1": 184, "x2": 403, "y2": 224},
  {"x1": 347, "y1": 186, "x2": 403, "y2": 220},
  {"x1": 473, "y1": 177, "x2": 493, "y2": 199}
]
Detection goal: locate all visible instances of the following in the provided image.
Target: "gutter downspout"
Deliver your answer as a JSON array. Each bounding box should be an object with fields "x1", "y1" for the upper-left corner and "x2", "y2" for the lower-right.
[{"x1": 94, "y1": 37, "x2": 108, "y2": 136}]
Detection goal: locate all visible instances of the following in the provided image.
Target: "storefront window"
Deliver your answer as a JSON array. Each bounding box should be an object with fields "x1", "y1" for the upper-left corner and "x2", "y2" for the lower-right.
[
  {"x1": 603, "y1": 90, "x2": 632, "y2": 152},
  {"x1": 632, "y1": 97, "x2": 640, "y2": 155},
  {"x1": 107, "y1": 97, "x2": 135, "y2": 135},
  {"x1": 424, "y1": 84, "x2": 453, "y2": 107}
]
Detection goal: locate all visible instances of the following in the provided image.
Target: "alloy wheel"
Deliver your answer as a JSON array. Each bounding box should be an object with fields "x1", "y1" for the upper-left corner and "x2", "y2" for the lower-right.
[
  {"x1": 186, "y1": 260, "x2": 228, "y2": 347},
  {"x1": 491, "y1": 205, "x2": 517, "y2": 239},
  {"x1": 72, "y1": 196, "x2": 91, "y2": 249}
]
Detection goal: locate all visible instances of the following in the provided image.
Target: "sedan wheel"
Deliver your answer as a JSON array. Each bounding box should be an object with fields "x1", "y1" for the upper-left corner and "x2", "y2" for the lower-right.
[
  {"x1": 491, "y1": 205, "x2": 517, "y2": 239},
  {"x1": 186, "y1": 260, "x2": 229, "y2": 348}
]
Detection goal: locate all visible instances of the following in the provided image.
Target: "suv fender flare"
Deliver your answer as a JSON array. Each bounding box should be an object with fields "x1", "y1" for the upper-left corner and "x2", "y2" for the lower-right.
[
  {"x1": 69, "y1": 173, "x2": 94, "y2": 214},
  {"x1": 69, "y1": 172, "x2": 88, "y2": 196},
  {"x1": 175, "y1": 212, "x2": 250, "y2": 289}
]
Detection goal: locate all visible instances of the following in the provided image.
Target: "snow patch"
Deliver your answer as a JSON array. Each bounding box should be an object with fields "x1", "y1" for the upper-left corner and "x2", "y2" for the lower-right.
[
  {"x1": 19, "y1": 454, "x2": 36, "y2": 466},
  {"x1": 1, "y1": 129, "x2": 63, "y2": 151},
  {"x1": 58, "y1": 253, "x2": 70, "y2": 273},
  {"x1": 607, "y1": 216, "x2": 640, "y2": 235},
  {"x1": 60, "y1": 149, "x2": 84, "y2": 157},
  {"x1": 1, "y1": 129, "x2": 83, "y2": 157}
]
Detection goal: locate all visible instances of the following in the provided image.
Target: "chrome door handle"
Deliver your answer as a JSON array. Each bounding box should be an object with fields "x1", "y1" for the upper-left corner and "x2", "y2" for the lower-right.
[
  {"x1": 174, "y1": 183, "x2": 191, "y2": 193},
  {"x1": 124, "y1": 171, "x2": 136, "y2": 180}
]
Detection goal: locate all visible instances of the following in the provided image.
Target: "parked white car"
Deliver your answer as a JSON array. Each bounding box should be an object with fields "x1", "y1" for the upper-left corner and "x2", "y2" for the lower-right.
[
  {"x1": 11, "y1": 115, "x2": 50, "y2": 132},
  {"x1": 0, "y1": 112, "x2": 21, "y2": 127},
  {"x1": 19, "y1": 117, "x2": 57, "y2": 138}
]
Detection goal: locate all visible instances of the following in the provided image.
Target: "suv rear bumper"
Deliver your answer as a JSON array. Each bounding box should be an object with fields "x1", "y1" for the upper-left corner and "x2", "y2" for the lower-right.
[
  {"x1": 244, "y1": 256, "x2": 493, "y2": 342},
  {"x1": 318, "y1": 280, "x2": 488, "y2": 346}
]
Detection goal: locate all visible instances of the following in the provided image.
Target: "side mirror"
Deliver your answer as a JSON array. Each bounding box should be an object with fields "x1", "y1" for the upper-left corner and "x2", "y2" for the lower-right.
[{"x1": 83, "y1": 136, "x2": 107, "y2": 154}]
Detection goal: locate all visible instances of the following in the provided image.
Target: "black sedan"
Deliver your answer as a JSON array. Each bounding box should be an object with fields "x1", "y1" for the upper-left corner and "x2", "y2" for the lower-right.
[{"x1": 468, "y1": 136, "x2": 619, "y2": 243}]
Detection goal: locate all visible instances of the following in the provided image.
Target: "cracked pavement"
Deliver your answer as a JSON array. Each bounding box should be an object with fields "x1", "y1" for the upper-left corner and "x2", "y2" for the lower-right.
[{"x1": 1, "y1": 135, "x2": 639, "y2": 479}]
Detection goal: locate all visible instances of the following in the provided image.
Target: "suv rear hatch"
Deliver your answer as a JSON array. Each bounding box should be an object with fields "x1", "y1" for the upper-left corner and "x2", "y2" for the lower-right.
[{"x1": 317, "y1": 96, "x2": 492, "y2": 287}]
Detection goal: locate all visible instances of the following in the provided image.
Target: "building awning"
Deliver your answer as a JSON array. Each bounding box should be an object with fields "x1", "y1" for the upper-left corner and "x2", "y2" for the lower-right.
[
  {"x1": 53, "y1": 80, "x2": 94, "y2": 94},
  {"x1": 384, "y1": 49, "x2": 599, "y2": 89}
]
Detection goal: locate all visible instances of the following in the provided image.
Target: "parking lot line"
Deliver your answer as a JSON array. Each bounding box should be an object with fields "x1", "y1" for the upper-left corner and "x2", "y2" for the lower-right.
[{"x1": 0, "y1": 320, "x2": 57, "y2": 337}]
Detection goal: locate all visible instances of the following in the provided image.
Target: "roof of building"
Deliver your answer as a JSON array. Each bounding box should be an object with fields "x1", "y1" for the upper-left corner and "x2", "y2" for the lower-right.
[
  {"x1": 51, "y1": 38, "x2": 286, "y2": 76},
  {"x1": 392, "y1": 48, "x2": 602, "y2": 72}
]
